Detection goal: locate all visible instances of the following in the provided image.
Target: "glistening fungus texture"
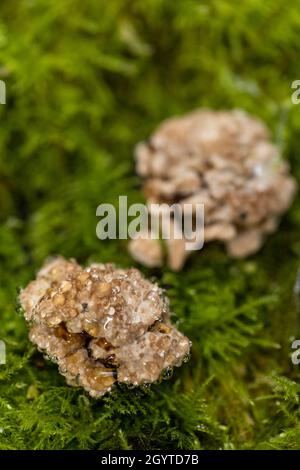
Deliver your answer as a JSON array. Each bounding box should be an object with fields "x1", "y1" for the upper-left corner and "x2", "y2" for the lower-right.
[
  {"x1": 20, "y1": 257, "x2": 190, "y2": 397},
  {"x1": 129, "y1": 109, "x2": 296, "y2": 270}
]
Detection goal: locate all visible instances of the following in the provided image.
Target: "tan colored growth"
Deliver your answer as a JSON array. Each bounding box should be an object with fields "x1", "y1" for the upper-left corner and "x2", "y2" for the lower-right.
[
  {"x1": 129, "y1": 109, "x2": 296, "y2": 270},
  {"x1": 20, "y1": 257, "x2": 190, "y2": 397}
]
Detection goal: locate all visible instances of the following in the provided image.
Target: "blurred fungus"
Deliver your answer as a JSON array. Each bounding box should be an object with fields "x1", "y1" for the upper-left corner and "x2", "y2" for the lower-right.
[{"x1": 129, "y1": 109, "x2": 297, "y2": 270}]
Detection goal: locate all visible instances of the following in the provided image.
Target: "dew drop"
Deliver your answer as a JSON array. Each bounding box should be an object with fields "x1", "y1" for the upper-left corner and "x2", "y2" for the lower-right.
[
  {"x1": 183, "y1": 352, "x2": 191, "y2": 363},
  {"x1": 162, "y1": 367, "x2": 173, "y2": 380},
  {"x1": 104, "y1": 317, "x2": 113, "y2": 330}
]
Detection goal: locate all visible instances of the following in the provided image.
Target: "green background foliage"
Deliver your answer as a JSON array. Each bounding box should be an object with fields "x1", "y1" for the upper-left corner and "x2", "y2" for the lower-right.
[{"x1": 0, "y1": 0, "x2": 300, "y2": 450}]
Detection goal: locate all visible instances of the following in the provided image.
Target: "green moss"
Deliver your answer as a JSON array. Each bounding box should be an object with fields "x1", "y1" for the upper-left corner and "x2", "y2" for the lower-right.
[{"x1": 0, "y1": 0, "x2": 300, "y2": 450}]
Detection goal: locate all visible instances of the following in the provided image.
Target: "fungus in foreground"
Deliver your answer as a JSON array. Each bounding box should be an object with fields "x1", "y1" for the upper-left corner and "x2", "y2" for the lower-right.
[{"x1": 20, "y1": 257, "x2": 190, "y2": 397}]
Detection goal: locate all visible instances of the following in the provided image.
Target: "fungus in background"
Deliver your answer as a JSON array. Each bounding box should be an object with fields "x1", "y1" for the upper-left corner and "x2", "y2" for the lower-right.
[{"x1": 129, "y1": 109, "x2": 296, "y2": 270}]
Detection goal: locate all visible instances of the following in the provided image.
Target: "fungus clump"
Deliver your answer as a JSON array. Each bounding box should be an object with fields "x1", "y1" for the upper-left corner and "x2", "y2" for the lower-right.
[
  {"x1": 20, "y1": 257, "x2": 190, "y2": 397},
  {"x1": 129, "y1": 109, "x2": 296, "y2": 270}
]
